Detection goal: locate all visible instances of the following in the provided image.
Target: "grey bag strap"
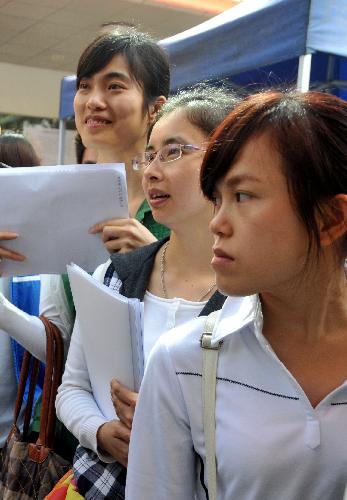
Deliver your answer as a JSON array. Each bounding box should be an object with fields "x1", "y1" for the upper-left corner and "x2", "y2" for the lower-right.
[{"x1": 200, "y1": 310, "x2": 221, "y2": 500}]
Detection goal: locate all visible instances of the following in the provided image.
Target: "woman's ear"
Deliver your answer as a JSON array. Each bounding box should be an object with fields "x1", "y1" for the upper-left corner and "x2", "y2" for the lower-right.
[
  {"x1": 319, "y1": 194, "x2": 347, "y2": 247},
  {"x1": 148, "y1": 96, "x2": 166, "y2": 125}
]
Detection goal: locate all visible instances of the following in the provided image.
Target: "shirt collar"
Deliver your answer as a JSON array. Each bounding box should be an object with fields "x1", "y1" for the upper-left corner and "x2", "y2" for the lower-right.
[
  {"x1": 135, "y1": 199, "x2": 151, "y2": 222},
  {"x1": 211, "y1": 294, "x2": 262, "y2": 345}
]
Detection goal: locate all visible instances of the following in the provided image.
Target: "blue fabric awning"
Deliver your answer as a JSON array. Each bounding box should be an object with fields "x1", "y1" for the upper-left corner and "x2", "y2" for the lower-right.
[{"x1": 59, "y1": 0, "x2": 347, "y2": 119}]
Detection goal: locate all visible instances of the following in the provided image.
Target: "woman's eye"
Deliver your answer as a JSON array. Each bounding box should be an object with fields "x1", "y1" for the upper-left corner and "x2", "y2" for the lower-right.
[
  {"x1": 235, "y1": 192, "x2": 251, "y2": 202},
  {"x1": 163, "y1": 145, "x2": 180, "y2": 160},
  {"x1": 108, "y1": 83, "x2": 123, "y2": 90},
  {"x1": 78, "y1": 82, "x2": 89, "y2": 90}
]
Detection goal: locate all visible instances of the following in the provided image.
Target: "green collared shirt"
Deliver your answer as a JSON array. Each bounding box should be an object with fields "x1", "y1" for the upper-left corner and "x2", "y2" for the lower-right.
[{"x1": 135, "y1": 199, "x2": 170, "y2": 240}]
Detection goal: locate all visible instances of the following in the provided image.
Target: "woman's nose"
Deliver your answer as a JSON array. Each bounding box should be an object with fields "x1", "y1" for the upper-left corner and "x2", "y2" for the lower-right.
[
  {"x1": 86, "y1": 90, "x2": 106, "y2": 110},
  {"x1": 143, "y1": 155, "x2": 164, "y2": 181},
  {"x1": 209, "y1": 205, "x2": 233, "y2": 237}
]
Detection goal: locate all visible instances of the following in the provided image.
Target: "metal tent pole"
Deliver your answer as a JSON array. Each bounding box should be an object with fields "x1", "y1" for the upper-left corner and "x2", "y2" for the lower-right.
[
  {"x1": 58, "y1": 118, "x2": 66, "y2": 165},
  {"x1": 297, "y1": 54, "x2": 312, "y2": 92}
]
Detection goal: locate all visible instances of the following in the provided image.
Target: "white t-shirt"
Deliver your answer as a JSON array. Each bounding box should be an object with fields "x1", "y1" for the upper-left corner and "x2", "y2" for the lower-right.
[
  {"x1": 126, "y1": 295, "x2": 347, "y2": 500},
  {"x1": 143, "y1": 291, "x2": 205, "y2": 363}
]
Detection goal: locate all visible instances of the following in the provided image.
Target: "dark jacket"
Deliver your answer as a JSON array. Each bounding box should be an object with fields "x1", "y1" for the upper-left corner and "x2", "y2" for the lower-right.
[{"x1": 110, "y1": 238, "x2": 226, "y2": 315}]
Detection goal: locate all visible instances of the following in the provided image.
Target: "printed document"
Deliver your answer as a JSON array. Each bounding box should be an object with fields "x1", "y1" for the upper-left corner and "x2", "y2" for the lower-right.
[
  {"x1": 0, "y1": 164, "x2": 128, "y2": 275},
  {"x1": 67, "y1": 263, "x2": 144, "y2": 420}
]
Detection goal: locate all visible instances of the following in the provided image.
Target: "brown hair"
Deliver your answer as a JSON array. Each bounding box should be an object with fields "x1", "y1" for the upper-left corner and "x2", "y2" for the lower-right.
[
  {"x1": 0, "y1": 132, "x2": 40, "y2": 167},
  {"x1": 201, "y1": 90, "x2": 347, "y2": 259}
]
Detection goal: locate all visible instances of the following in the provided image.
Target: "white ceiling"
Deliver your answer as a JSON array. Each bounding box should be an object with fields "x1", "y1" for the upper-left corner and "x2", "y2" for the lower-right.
[{"x1": 0, "y1": 0, "x2": 213, "y2": 72}]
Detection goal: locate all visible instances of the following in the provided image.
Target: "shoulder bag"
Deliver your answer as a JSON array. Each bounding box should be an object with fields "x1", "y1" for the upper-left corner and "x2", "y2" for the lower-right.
[{"x1": 0, "y1": 316, "x2": 71, "y2": 499}]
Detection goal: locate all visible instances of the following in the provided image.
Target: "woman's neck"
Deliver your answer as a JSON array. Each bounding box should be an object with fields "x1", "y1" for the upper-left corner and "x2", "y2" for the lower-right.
[
  {"x1": 165, "y1": 229, "x2": 215, "y2": 278},
  {"x1": 261, "y1": 260, "x2": 347, "y2": 344}
]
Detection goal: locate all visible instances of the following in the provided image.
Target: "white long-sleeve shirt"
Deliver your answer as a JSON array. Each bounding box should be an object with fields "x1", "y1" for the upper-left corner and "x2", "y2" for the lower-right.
[
  {"x1": 126, "y1": 295, "x2": 347, "y2": 500},
  {"x1": 0, "y1": 274, "x2": 73, "y2": 362}
]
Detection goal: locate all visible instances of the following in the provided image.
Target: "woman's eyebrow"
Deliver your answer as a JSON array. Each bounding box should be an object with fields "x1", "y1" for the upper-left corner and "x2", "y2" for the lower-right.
[
  {"x1": 102, "y1": 71, "x2": 131, "y2": 83},
  {"x1": 225, "y1": 174, "x2": 261, "y2": 188},
  {"x1": 146, "y1": 137, "x2": 186, "y2": 151}
]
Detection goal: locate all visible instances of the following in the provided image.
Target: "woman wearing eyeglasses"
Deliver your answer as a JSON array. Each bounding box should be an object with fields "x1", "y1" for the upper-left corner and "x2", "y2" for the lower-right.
[{"x1": 55, "y1": 85, "x2": 240, "y2": 499}]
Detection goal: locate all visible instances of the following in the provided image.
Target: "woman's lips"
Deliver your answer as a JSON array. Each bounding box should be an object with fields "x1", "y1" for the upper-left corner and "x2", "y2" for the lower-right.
[
  {"x1": 85, "y1": 117, "x2": 112, "y2": 128},
  {"x1": 147, "y1": 189, "x2": 170, "y2": 208},
  {"x1": 148, "y1": 194, "x2": 170, "y2": 208},
  {"x1": 211, "y1": 248, "x2": 234, "y2": 268}
]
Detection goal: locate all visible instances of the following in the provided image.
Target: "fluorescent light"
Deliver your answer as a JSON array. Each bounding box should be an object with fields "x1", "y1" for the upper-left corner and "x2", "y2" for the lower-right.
[{"x1": 148, "y1": 0, "x2": 241, "y2": 15}]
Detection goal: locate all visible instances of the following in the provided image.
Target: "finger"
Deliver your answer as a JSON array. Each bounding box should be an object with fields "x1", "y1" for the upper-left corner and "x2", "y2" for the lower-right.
[
  {"x1": 109, "y1": 419, "x2": 131, "y2": 443},
  {"x1": 0, "y1": 231, "x2": 19, "y2": 240},
  {"x1": 102, "y1": 226, "x2": 122, "y2": 243},
  {"x1": 104, "y1": 238, "x2": 136, "y2": 254},
  {"x1": 111, "y1": 379, "x2": 137, "y2": 407},
  {"x1": 89, "y1": 218, "x2": 128, "y2": 234},
  {"x1": 0, "y1": 247, "x2": 26, "y2": 261},
  {"x1": 97, "y1": 421, "x2": 130, "y2": 466},
  {"x1": 104, "y1": 239, "x2": 123, "y2": 254},
  {"x1": 109, "y1": 437, "x2": 129, "y2": 467},
  {"x1": 113, "y1": 399, "x2": 134, "y2": 429},
  {"x1": 89, "y1": 220, "x2": 111, "y2": 234}
]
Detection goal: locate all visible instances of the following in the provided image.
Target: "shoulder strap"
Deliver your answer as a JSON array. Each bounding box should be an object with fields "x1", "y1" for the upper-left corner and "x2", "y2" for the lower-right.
[
  {"x1": 9, "y1": 350, "x2": 40, "y2": 440},
  {"x1": 200, "y1": 310, "x2": 221, "y2": 500},
  {"x1": 37, "y1": 316, "x2": 64, "y2": 449}
]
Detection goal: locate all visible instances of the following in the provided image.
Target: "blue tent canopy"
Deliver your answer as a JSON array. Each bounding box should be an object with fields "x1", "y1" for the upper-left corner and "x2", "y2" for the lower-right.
[
  {"x1": 159, "y1": 0, "x2": 347, "y2": 92},
  {"x1": 58, "y1": 0, "x2": 347, "y2": 145}
]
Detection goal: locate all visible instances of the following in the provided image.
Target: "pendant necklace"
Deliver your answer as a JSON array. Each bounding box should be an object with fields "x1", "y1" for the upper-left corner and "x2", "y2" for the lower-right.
[{"x1": 160, "y1": 241, "x2": 216, "y2": 301}]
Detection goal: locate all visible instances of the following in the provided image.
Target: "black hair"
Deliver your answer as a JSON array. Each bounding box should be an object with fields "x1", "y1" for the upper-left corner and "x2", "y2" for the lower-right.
[
  {"x1": 74, "y1": 133, "x2": 85, "y2": 164},
  {"x1": 76, "y1": 28, "x2": 170, "y2": 108}
]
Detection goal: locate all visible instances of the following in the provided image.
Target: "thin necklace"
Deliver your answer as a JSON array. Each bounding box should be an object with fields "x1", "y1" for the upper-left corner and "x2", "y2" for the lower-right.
[{"x1": 160, "y1": 241, "x2": 216, "y2": 302}]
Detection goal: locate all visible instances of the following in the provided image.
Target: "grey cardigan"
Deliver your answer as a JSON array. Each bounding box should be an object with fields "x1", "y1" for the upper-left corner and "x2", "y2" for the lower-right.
[{"x1": 109, "y1": 237, "x2": 226, "y2": 316}]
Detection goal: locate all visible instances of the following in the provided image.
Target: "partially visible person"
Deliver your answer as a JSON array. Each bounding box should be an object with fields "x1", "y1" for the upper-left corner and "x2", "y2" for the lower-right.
[
  {"x1": 0, "y1": 133, "x2": 58, "y2": 459},
  {"x1": 54, "y1": 85, "x2": 240, "y2": 499},
  {"x1": 0, "y1": 27, "x2": 171, "y2": 466},
  {"x1": 126, "y1": 90, "x2": 347, "y2": 500},
  {"x1": 74, "y1": 133, "x2": 97, "y2": 164},
  {"x1": 0, "y1": 134, "x2": 38, "y2": 261},
  {"x1": 0, "y1": 132, "x2": 41, "y2": 167},
  {"x1": 76, "y1": 28, "x2": 171, "y2": 251}
]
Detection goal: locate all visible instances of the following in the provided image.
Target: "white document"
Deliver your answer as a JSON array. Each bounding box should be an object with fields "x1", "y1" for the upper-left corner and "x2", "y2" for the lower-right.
[
  {"x1": 67, "y1": 263, "x2": 144, "y2": 420},
  {"x1": 0, "y1": 164, "x2": 128, "y2": 276}
]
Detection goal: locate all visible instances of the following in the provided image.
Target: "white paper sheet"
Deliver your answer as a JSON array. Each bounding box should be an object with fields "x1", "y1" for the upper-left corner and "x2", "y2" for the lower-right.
[
  {"x1": 67, "y1": 263, "x2": 144, "y2": 420},
  {"x1": 0, "y1": 164, "x2": 128, "y2": 276}
]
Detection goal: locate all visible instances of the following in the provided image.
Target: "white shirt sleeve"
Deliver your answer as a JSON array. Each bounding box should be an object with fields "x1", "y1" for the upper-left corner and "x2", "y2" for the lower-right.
[
  {"x1": 126, "y1": 336, "x2": 196, "y2": 500},
  {"x1": 0, "y1": 273, "x2": 75, "y2": 363},
  {"x1": 39, "y1": 274, "x2": 74, "y2": 353},
  {"x1": 0, "y1": 292, "x2": 46, "y2": 362},
  {"x1": 55, "y1": 260, "x2": 115, "y2": 460}
]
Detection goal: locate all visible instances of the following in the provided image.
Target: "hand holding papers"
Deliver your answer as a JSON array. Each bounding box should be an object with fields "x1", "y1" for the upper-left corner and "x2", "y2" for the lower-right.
[
  {"x1": 0, "y1": 164, "x2": 128, "y2": 276},
  {"x1": 67, "y1": 263, "x2": 144, "y2": 420}
]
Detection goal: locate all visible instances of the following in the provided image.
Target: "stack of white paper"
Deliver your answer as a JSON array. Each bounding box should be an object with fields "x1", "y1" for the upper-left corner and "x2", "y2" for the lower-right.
[
  {"x1": 67, "y1": 263, "x2": 144, "y2": 420},
  {"x1": 0, "y1": 163, "x2": 128, "y2": 276}
]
